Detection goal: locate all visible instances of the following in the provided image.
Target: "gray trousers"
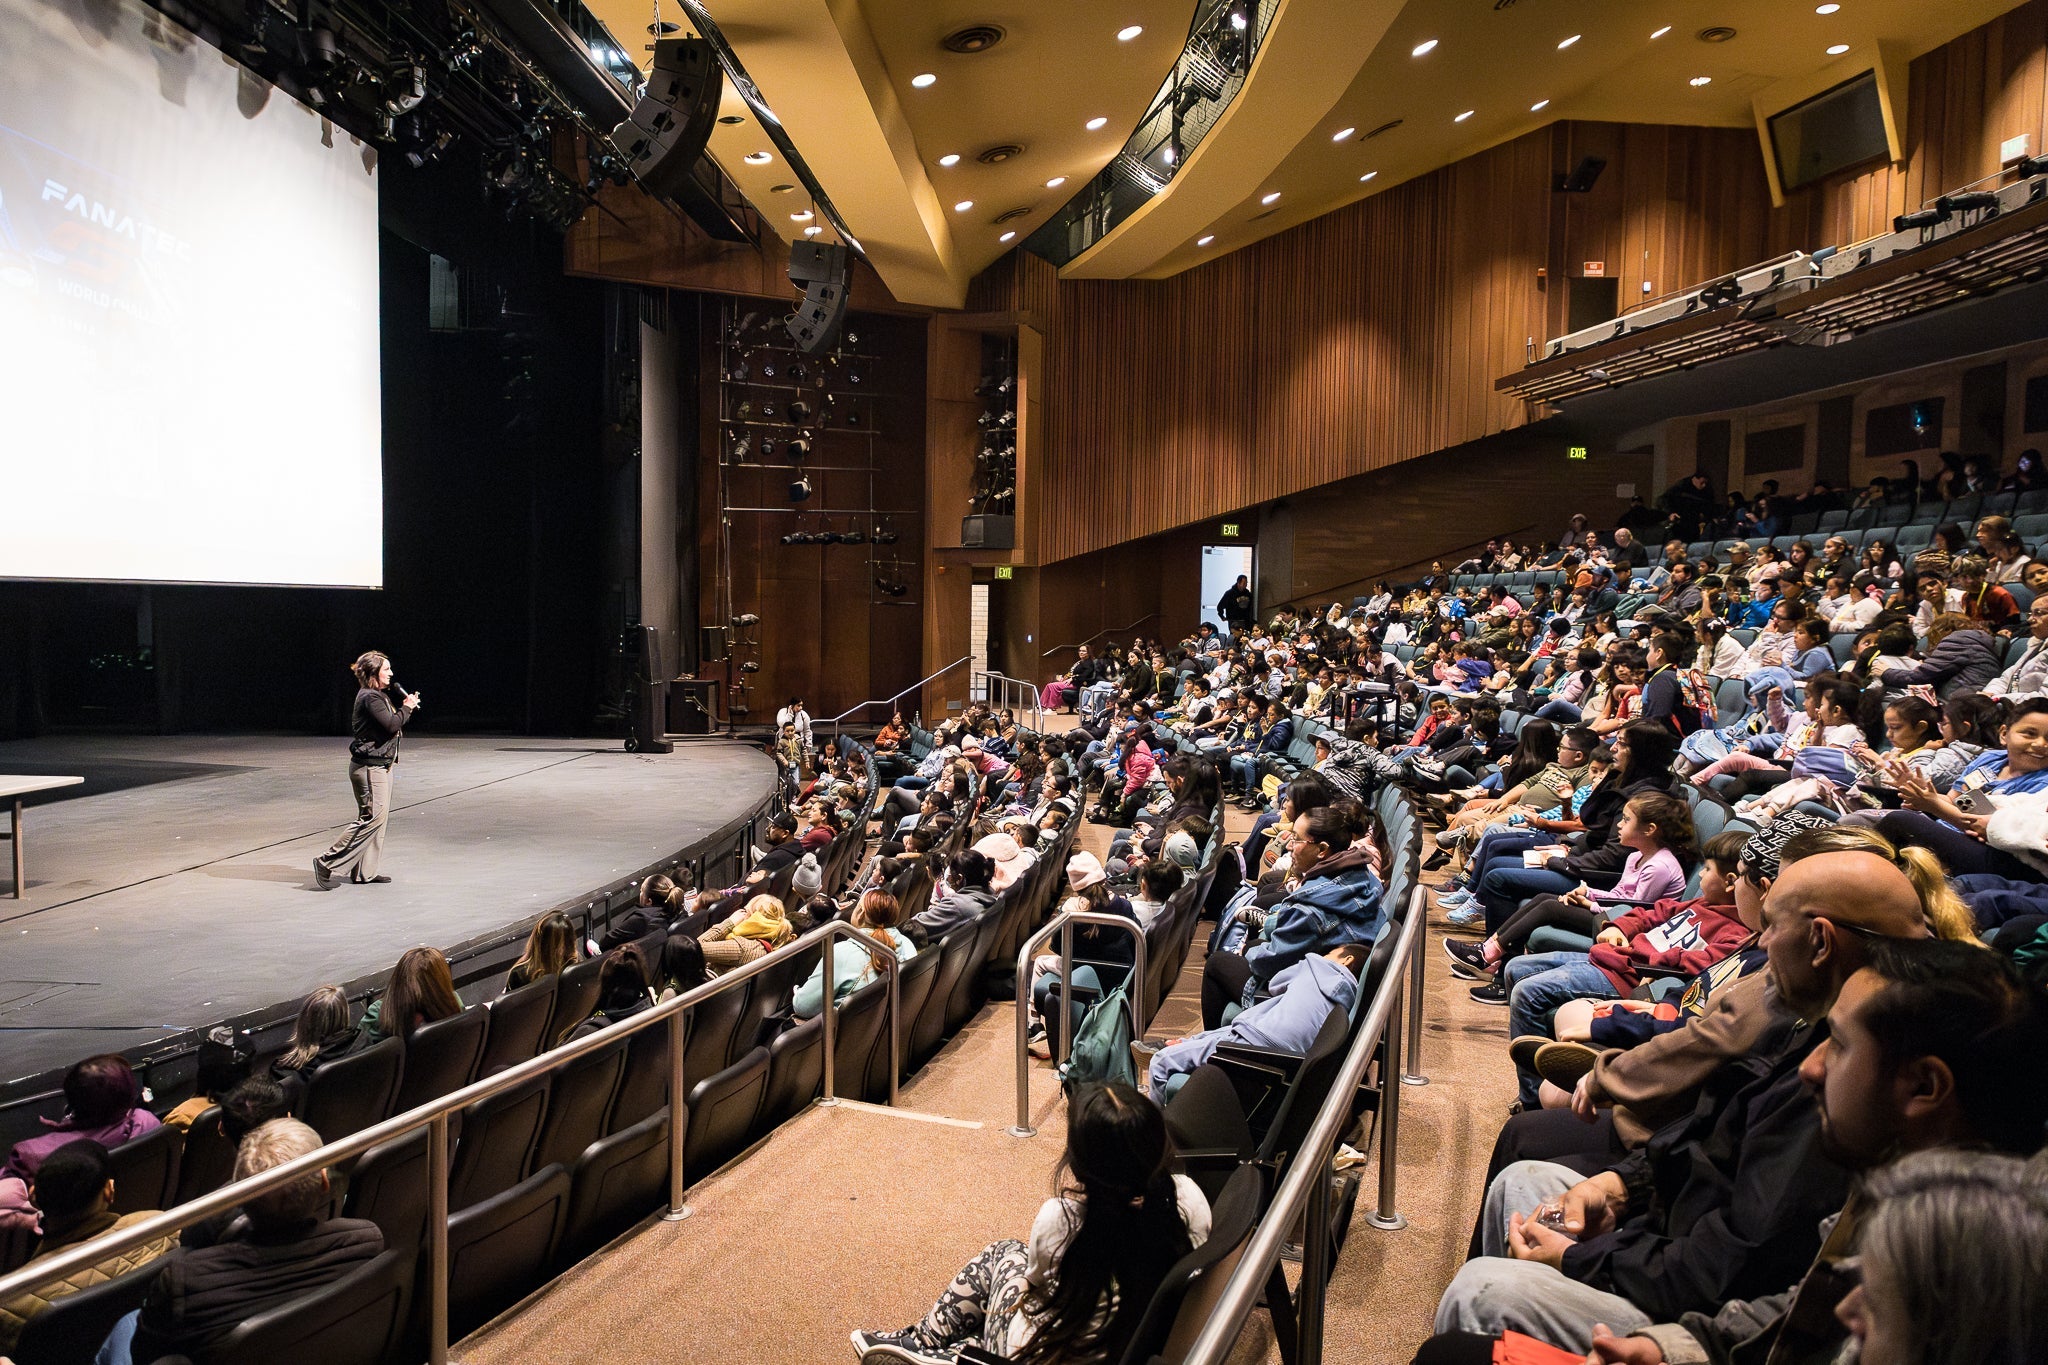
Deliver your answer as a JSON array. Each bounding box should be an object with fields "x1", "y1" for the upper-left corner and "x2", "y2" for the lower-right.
[
  {"x1": 318, "y1": 763, "x2": 392, "y2": 881},
  {"x1": 1431, "y1": 1159, "x2": 1652, "y2": 1352}
]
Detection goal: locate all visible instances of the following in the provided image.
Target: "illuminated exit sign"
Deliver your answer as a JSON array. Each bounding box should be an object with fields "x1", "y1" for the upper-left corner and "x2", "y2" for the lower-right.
[
  {"x1": 994, "y1": 566, "x2": 1014, "y2": 579},
  {"x1": 1220, "y1": 523, "x2": 1240, "y2": 537},
  {"x1": 1567, "y1": 446, "x2": 1589, "y2": 460}
]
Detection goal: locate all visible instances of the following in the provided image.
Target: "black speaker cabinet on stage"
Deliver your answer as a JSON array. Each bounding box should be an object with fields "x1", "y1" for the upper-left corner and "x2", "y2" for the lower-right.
[
  {"x1": 786, "y1": 241, "x2": 852, "y2": 354},
  {"x1": 611, "y1": 38, "x2": 721, "y2": 202},
  {"x1": 960, "y1": 514, "x2": 1014, "y2": 549},
  {"x1": 669, "y1": 679, "x2": 718, "y2": 734},
  {"x1": 627, "y1": 624, "x2": 675, "y2": 754}
]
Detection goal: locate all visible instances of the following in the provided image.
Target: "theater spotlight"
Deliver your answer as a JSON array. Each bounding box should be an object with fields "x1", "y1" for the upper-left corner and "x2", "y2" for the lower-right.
[
  {"x1": 1937, "y1": 191, "x2": 2001, "y2": 216},
  {"x1": 1695, "y1": 276, "x2": 1742, "y2": 308},
  {"x1": 789, "y1": 472, "x2": 813, "y2": 502},
  {"x1": 788, "y1": 399, "x2": 812, "y2": 424},
  {"x1": 1893, "y1": 205, "x2": 1951, "y2": 232},
  {"x1": 731, "y1": 614, "x2": 761, "y2": 627},
  {"x1": 786, "y1": 435, "x2": 812, "y2": 459},
  {"x1": 740, "y1": 661, "x2": 761, "y2": 673}
]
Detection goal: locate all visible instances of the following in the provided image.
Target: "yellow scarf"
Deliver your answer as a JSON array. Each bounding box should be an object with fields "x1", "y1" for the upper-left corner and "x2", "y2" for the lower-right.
[{"x1": 730, "y1": 901, "x2": 792, "y2": 944}]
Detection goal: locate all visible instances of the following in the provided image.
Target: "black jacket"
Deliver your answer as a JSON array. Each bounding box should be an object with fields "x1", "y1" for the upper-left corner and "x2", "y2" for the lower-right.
[
  {"x1": 1562, "y1": 1025, "x2": 1850, "y2": 1323},
  {"x1": 1219, "y1": 586, "x2": 1255, "y2": 625},
  {"x1": 131, "y1": 1216, "x2": 384, "y2": 1360},
  {"x1": 1557, "y1": 771, "x2": 1677, "y2": 884},
  {"x1": 347, "y1": 687, "x2": 409, "y2": 766}
]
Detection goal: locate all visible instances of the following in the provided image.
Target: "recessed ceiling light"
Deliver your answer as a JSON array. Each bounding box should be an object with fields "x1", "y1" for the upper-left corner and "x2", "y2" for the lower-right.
[
  {"x1": 1197, "y1": 234, "x2": 1215, "y2": 246},
  {"x1": 1651, "y1": 25, "x2": 1672, "y2": 38},
  {"x1": 938, "y1": 153, "x2": 960, "y2": 167},
  {"x1": 1259, "y1": 191, "x2": 1280, "y2": 205},
  {"x1": 911, "y1": 72, "x2": 937, "y2": 88},
  {"x1": 1412, "y1": 38, "x2": 1438, "y2": 57},
  {"x1": 1086, "y1": 116, "x2": 1108, "y2": 130},
  {"x1": 1689, "y1": 75, "x2": 1712, "y2": 86},
  {"x1": 804, "y1": 225, "x2": 822, "y2": 236},
  {"x1": 1332, "y1": 127, "x2": 1355, "y2": 142},
  {"x1": 1454, "y1": 109, "x2": 1474, "y2": 122},
  {"x1": 790, "y1": 210, "x2": 813, "y2": 221},
  {"x1": 1557, "y1": 34, "x2": 1581, "y2": 49},
  {"x1": 1117, "y1": 24, "x2": 1143, "y2": 41},
  {"x1": 1826, "y1": 42, "x2": 1850, "y2": 54},
  {"x1": 953, "y1": 200, "x2": 974, "y2": 212},
  {"x1": 744, "y1": 151, "x2": 772, "y2": 164},
  {"x1": 1531, "y1": 99, "x2": 1550, "y2": 112},
  {"x1": 999, "y1": 230, "x2": 1016, "y2": 242},
  {"x1": 1359, "y1": 171, "x2": 1377, "y2": 182},
  {"x1": 1045, "y1": 176, "x2": 1067, "y2": 188},
  {"x1": 1816, "y1": 3, "x2": 1840, "y2": 11}
]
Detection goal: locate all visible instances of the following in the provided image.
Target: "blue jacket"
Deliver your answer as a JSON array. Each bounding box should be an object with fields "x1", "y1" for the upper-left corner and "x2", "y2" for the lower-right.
[
  {"x1": 1150, "y1": 954, "x2": 1359, "y2": 1096},
  {"x1": 1242, "y1": 847, "x2": 1386, "y2": 1006},
  {"x1": 1257, "y1": 719, "x2": 1294, "y2": 755}
]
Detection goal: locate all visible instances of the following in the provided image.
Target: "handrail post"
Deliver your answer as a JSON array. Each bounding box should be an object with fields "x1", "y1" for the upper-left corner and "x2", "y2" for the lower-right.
[
  {"x1": 820, "y1": 939, "x2": 839, "y2": 1106},
  {"x1": 1365, "y1": 972, "x2": 1409, "y2": 1232},
  {"x1": 1299, "y1": 1151, "x2": 1332, "y2": 1365},
  {"x1": 428, "y1": 1112, "x2": 450, "y2": 1365},
  {"x1": 1056, "y1": 920, "x2": 1075, "y2": 1065},
  {"x1": 1402, "y1": 883, "x2": 1429, "y2": 1086},
  {"x1": 886, "y1": 943, "x2": 902, "y2": 1108},
  {"x1": 661, "y1": 1007, "x2": 691, "y2": 1220},
  {"x1": 1010, "y1": 927, "x2": 1039, "y2": 1138}
]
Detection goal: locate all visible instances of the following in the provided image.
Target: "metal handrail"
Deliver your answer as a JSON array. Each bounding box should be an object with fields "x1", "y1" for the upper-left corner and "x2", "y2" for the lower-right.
[
  {"x1": 1039, "y1": 614, "x2": 1159, "y2": 659},
  {"x1": 1179, "y1": 864, "x2": 1429, "y2": 1365},
  {"x1": 1007, "y1": 908, "x2": 1148, "y2": 1138},
  {"x1": 826, "y1": 655, "x2": 974, "y2": 744},
  {"x1": 974, "y1": 669, "x2": 1045, "y2": 730},
  {"x1": 0, "y1": 918, "x2": 900, "y2": 1365}
]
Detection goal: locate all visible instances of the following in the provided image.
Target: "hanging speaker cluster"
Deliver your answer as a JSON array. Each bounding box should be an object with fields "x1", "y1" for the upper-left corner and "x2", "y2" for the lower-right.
[
  {"x1": 786, "y1": 240, "x2": 853, "y2": 353},
  {"x1": 611, "y1": 38, "x2": 721, "y2": 202}
]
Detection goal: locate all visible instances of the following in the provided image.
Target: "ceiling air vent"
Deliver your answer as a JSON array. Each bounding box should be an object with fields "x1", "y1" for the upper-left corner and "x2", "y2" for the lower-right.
[
  {"x1": 977, "y1": 144, "x2": 1024, "y2": 164},
  {"x1": 1697, "y1": 26, "x2": 1737, "y2": 42},
  {"x1": 1364, "y1": 118, "x2": 1403, "y2": 140},
  {"x1": 994, "y1": 207, "x2": 1033, "y2": 224},
  {"x1": 942, "y1": 25, "x2": 1006, "y2": 54}
]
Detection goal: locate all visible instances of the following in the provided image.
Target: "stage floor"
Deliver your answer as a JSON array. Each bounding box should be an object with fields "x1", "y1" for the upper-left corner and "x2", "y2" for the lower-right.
[{"x1": 0, "y1": 734, "x2": 777, "y2": 1084}]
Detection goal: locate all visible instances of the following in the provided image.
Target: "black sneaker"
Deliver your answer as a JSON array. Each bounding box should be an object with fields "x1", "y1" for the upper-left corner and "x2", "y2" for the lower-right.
[
  {"x1": 849, "y1": 1330, "x2": 950, "y2": 1364},
  {"x1": 1421, "y1": 846, "x2": 1452, "y2": 872},
  {"x1": 1442, "y1": 937, "x2": 1494, "y2": 980},
  {"x1": 1469, "y1": 980, "x2": 1509, "y2": 1006}
]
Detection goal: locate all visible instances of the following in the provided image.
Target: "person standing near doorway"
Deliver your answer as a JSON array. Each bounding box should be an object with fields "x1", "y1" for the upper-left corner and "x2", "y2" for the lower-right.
[
  {"x1": 313, "y1": 651, "x2": 419, "y2": 888},
  {"x1": 1219, "y1": 574, "x2": 1256, "y2": 638}
]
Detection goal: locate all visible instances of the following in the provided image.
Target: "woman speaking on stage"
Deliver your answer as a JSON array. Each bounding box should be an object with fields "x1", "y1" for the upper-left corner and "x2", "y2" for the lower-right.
[{"x1": 313, "y1": 650, "x2": 420, "y2": 887}]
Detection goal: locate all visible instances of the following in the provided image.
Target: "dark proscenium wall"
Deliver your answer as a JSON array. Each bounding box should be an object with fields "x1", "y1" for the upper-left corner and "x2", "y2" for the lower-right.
[{"x1": 0, "y1": 153, "x2": 613, "y2": 739}]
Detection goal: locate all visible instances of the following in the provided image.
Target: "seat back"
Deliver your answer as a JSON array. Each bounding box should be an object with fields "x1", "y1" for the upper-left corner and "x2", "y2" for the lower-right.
[
  {"x1": 560, "y1": 1109, "x2": 672, "y2": 1266},
  {"x1": 172, "y1": 1106, "x2": 241, "y2": 1208},
  {"x1": 392, "y1": 1007, "x2": 488, "y2": 1115},
  {"x1": 682, "y1": 1046, "x2": 769, "y2": 1180},
  {"x1": 608, "y1": 1014, "x2": 678, "y2": 1134},
  {"x1": 299, "y1": 1037, "x2": 404, "y2": 1143},
  {"x1": 945, "y1": 907, "x2": 1007, "y2": 1031},
  {"x1": 683, "y1": 975, "x2": 754, "y2": 1084},
  {"x1": 760, "y1": 1014, "x2": 826, "y2": 1129},
  {"x1": 447, "y1": 1075, "x2": 550, "y2": 1210},
  {"x1": 865, "y1": 946, "x2": 940, "y2": 1098},
  {"x1": 12, "y1": 1258, "x2": 166, "y2": 1365},
  {"x1": 106, "y1": 1122, "x2": 182, "y2": 1214},
  {"x1": 911, "y1": 925, "x2": 977, "y2": 1065},
  {"x1": 1126, "y1": 1163, "x2": 1267, "y2": 1365},
  {"x1": 478, "y1": 976, "x2": 558, "y2": 1077},
  {"x1": 532, "y1": 1039, "x2": 626, "y2": 1174},
  {"x1": 441, "y1": 1164, "x2": 571, "y2": 1341},
  {"x1": 546, "y1": 957, "x2": 604, "y2": 1047},
  {"x1": 829, "y1": 976, "x2": 891, "y2": 1104},
  {"x1": 204, "y1": 1247, "x2": 412, "y2": 1365},
  {"x1": 938, "y1": 914, "x2": 993, "y2": 1035},
  {"x1": 344, "y1": 1128, "x2": 435, "y2": 1254},
  {"x1": 727, "y1": 945, "x2": 817, "y2": 1061}
]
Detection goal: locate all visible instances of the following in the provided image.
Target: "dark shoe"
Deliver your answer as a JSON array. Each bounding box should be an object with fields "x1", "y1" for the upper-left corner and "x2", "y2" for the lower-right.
[
  {"x1": 351, "y1": 873, "x2": 392, "y2": 884},
  {"x1": 1534, "y1": 1041, "x2": 1602, "y2": 1090},
  {"x1": 1508, "y1": 1036, "x2": 1549, "y2": 1073},
  {"x1": 1422, "y1": 846, "x2": 1452, "y2": 872},
  {"x1": 849, "y1": 1330, "x2": 949, "y2": 1364},
  {"x1": 312, "y1": 859, "x2": 332, "y2": 887},
  {"x1": 1469, "y1": 980, "x2": 1509, "y2": 1006},
  {"x1": 1442, "y1": 937, "x2": 1494, "y2": 980}
]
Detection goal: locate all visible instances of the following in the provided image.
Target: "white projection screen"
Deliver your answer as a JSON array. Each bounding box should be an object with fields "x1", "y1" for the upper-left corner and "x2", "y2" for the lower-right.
[{"x1": 0, "y1": 0, "x2": 383, "y2": 586}]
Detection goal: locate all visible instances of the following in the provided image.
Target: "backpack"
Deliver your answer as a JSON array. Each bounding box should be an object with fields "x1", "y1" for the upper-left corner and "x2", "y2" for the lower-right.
[
  {"x1": 1204, "y1": 842, "x2": 1247, "y2": 917},
  {"x1": 1669, "y1": 668, "x2": 1716, "y2": 736},
  {"x1": 1059, "y1": 977, "x2": 1136, "y2": 1093}
]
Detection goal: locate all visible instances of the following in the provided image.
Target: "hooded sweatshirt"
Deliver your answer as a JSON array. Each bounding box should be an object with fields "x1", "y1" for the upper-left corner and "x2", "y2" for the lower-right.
[{"x1": 1241, "y1": 845, "x2": 1387, "y2": 1006}]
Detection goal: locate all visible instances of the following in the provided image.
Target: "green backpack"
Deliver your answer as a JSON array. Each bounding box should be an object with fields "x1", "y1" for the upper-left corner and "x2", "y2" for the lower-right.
[{"x1": 1058, "y1": 977, "x2": 1137, "y2": 1093}]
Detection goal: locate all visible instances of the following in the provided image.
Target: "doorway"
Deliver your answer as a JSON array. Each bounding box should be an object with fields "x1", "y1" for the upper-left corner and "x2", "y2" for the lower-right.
[{"x1": 1200, "y1": 545, "x2": 1255, "y2": 632}]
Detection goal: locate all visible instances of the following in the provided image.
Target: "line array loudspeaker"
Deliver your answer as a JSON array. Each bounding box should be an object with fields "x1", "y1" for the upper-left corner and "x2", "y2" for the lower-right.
[
  {"x1": 611, "y1": 38, "x2": 721, "y2": 201},
  {"x1": 786, "y1": 241, "x2": 852, "y2": 354}
]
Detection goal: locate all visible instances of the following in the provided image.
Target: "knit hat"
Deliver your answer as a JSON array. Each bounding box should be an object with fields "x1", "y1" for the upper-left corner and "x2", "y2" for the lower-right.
[
  {"x1": 792, "y1": 852, "x2": 823, "y2": 897},
  {"x1": 973, "y1": 833, "x2": 1030, "y2": 891},
  {"x1": 1066, "y1": 850, "x2": 1106, "y2": 891},
  {"x1": 1164, "y1": 830, "x2": 1201, "y2": 871},
  {"x1": 1738, "y1": 811, "x2": 1831, "y2": 881}
]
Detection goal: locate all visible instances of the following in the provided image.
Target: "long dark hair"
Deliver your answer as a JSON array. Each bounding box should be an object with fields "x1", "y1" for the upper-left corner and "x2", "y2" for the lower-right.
[
  {"x1": 1500, "y1": 718, "x2": 1560, "y2": 790},
  {"x1": 381, "y1": 946, "x2": 461, "y2": 1041},
  {"x1": 1015, "y1": 1083, "x2": 1193, "y2": 1365},
  {"x1": 1614, "y1": 720, "x2": 1679, "y2": 786}
]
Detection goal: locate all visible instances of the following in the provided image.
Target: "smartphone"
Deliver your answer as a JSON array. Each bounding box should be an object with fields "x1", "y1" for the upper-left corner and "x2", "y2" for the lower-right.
[{"x1": 1955, "y1": 789, "x2": 1996, "y2": 816}]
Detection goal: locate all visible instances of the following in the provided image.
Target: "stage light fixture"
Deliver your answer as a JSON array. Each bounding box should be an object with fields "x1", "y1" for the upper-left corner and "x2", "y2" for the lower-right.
[
  {"x1": 2018, "y1": 155, "x2": 2048, "y2": 178},
  {"x1": 1893, "y1": 205, "x2": 1950, "y2": 231},
  {"x1": 789, "y1": 473, "x2": 813, "y2": 502},
  {"x1": 732, "y1": 614, "x2": 761, "y2": 627},
  {"x1": 788, "y1": 399, "x2": 813, "y2": 423},
  {"x1": 741, "y1": 661, "x2": 761, "y2": 673},
  {"x1": 1937, "y1": 191, "x2": 2001, "y2": 215},
  {"x1": 1230, "y1": 10, "x2": 1247, "y2": 30}
]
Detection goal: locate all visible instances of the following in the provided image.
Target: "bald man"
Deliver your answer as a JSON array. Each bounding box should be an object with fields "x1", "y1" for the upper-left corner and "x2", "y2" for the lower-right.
[{"x1": 1432, "y1": 845, "x2": 1931, "y2": 1352}]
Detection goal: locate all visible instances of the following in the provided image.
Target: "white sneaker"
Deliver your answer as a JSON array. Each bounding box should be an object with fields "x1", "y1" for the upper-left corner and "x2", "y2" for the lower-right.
[{"x1": 850, "y1": 1330, "x2": 951, "y2": 1364}]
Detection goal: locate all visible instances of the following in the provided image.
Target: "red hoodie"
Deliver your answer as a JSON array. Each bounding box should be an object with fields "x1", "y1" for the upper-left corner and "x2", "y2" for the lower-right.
[{"x1": 1587, "y1": 895, "x2": 1752, "y2": 994}]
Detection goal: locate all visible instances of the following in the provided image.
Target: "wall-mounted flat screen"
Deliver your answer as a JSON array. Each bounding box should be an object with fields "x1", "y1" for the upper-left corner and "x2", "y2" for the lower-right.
[{"x1": 1768, "y1": 71, "x2": 1888, "y2": 193}]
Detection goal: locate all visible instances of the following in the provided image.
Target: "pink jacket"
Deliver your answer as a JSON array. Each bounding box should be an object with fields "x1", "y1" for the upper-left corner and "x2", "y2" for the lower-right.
[{"x1": 1121, "y1": 741, "x2": 1156, "y2": 797}]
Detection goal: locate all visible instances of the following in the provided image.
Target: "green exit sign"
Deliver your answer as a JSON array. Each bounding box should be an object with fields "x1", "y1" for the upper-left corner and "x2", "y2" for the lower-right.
[
  {"x1": 1221, "y1": 523, "x2": 1240, "y2": 537},
  {"x1": 994, "y1": 565, "x2": 1014, "y2": 580},
  {"x1": 1567, "y1": 446, "x2": 1589, "y2": 460}
]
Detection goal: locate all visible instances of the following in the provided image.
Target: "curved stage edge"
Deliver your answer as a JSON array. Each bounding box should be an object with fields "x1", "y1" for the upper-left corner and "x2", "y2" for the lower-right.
[{"x1": 0, "y1": 734, "x2": 779, "y2": 1134}]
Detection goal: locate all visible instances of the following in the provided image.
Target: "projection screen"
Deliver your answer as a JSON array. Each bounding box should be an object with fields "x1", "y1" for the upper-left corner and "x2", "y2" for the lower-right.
[{"x1": 0, "y1": 0, "x2": 383, "y2": 586}]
